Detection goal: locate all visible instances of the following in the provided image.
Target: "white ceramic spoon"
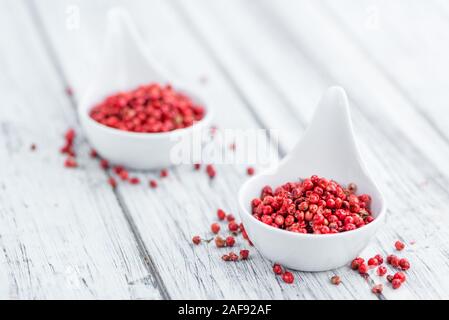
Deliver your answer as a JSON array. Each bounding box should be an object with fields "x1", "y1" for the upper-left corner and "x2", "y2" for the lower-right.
[
  {"x1": 78, "y1": 8, "x2": 212, "y2": 170},
  {"x1": 238, "y1": 86, "x2": 386, "y2": 271}
]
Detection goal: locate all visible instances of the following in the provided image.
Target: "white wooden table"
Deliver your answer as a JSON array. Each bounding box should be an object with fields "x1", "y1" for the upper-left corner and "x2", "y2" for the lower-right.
[{"x1": 1, "y1": 0, "x2": 449, "y2": 300}]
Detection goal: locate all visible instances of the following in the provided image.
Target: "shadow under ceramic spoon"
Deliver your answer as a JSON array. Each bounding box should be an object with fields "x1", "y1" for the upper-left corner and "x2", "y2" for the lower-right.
[
  {"x1": 78, "y1": 7, "x2": 213, "y2": 170},
  {"x1": 238, "y1": 86, "x2": 386, "y2": 271}
]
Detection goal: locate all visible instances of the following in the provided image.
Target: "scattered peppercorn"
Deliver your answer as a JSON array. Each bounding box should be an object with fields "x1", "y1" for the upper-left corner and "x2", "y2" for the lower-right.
[
  {"x1": 160, "y1": 169, "x2": 168, "y2": 178},
  {"x1": 30, "y1": 143, "x2": 36, "y2": 151},
  {"x1": 387, "y1": 255, "x2": 400, "y2": 268},
  {"x1": 225, "y1": 236, "x2": 235, "y2": 247},
  {"x1": 149, "y1": 180, "x2": 158, "y2": 188},
  {"x1": 358, "y1": 263, "x2": 368, "y2": 274},
  {"x1": 228, "y1": 221, "x2": 239, "y2": 232},
  {"x1": 119, "y1": 170, "x2": 129, "y2": 181},
  {"x1": 392, "y1": 279, "x2": 402, "y2": 289},
  {"x1": 90, "y1": 148, "x2": 98, "y2": 158},
  {"x1": 377, "y1": 266, "x2": 387, "y2": 276},
  {"x1": 129, "y1": 177, "x2": 140, "y2": 185},
  {"x1": 386, "y1": 275, "x2": 394, "y2": 283},
  {"x1": 247, "y1": 167, "x2": 255, "y2": 176},
  {"x1": 251, "y1": 175, "x2": 373, "y2": 234},
  {"x1": 226, "y1": 214, "x2": 235, "y2": 222},
  {"x1": 372, "y1": 284, "x2": 383, "y2": 294},
  {"x1": 211, "y1": 223, "x2": 220, "y2": 234},
  {"x1": 399, "y1": 258, "x2": 410, "y2": 271},
  {"x1": 64, "y1": 157, "x2": 78, "y2": 168},
  {"x1": 217, "y1": 209, "x2": 226, "y2": 220},
  {"x1": 229, "y1": 252, "x2": 239, "y2": 261},
  {"x1": 351, "y1": 257, "x2": 364, "y2": 270},
  {"x1": 282, "y1": 272, "x2": 294, "y2": 284},
  {"x1": 89, "y1": 83, "x2": 205, "y2": 133},
  {"x1": 192, "y1": 236, "x2": 201, "y2": 245},
  {"x1": 395, "y1": 240, "x2": 405, "y2": 251},
  {"x1": 215, "y1": 236, "x2": 225, "y2": 248},
  {"x1": 273, "y1": 264, "x2": 283, "y2": 275},
  {"x1": 374, "y1": 254, "x2": 384, "y2": 264},
  {"x1": 100, "y1": 159, "x2": 109, "y2": 170},
  {"x1": 331, "y1": 275, "x2": 341, "y2": 285},
  {"x1": 393, "y1": 272, "x2": 406, "y2": 283},
  {"x1": 108, "y1": 177, "x2": 117, "y2": 188},
  {"x1": 60, "y1": 128, "x2": 76, "y2": 158},
  {"x1": 194, "y1": 163, "x2": 201, "y2": 170},
  {"x1": 206, "y1": 164, "x2": 216, "y2": 179},
  {"x1": 240, "y1": 250, "x2": 249, "y2": 260}
]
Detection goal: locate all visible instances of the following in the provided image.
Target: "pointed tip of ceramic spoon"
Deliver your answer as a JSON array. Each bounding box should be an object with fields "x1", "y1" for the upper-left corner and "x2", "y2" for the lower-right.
[{"x1": 320, "y1": 86, "x2": 349, "y2": 112}]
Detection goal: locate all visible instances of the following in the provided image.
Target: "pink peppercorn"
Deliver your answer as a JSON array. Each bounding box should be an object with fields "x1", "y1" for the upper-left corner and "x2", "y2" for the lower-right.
[
  {"x1": 358, "y1": 263, "x2": 368, "y2": 274},
  {"x1": 399, "y1": 258, "x2": 410, "y2": 271},
  {"x1": 374, "y1": 254, "x2": 384, "y2": 264},
  {"x1": 89, "y1": 149, "x2": 98, "y2": 158},
  {"x1": 240, "y1": 250, "x2": 249, "y2": 260},
  {"x1": 228, "y1": 221, "x2": 239, "y2": 232},
  {"x1": 282, "y1": 272, "x2": 294, "y2": 284},
  {"x1": 273, "y1": 264, "x2": 283, "y2": 275},
  {"x1": 64, "y1": 157, "x2": 78, "y2": 168},
  {"x1": 368, "y1": 257, "x2": 379, "y2": 267},
  {"x1": 89, "y1": 83, "x2": 205, "y2": 133},
  {"x1": 377, "y1": 266, "x2": 387, "y2": 276},
  {"x1": 392, "y1": 279, "x2": 402, "y2": 289},
  {"x1": 217, "y1": 209, "x2": 226, "y2": 220},
  {"x1": 331, "y1": 275, "x2": 341, "y2": 285},
  {"x1": 372, "y1": 284, "x2": 383, "y2": 294},
  {"x1": 119, "y1": 170, "x2": 129, "y2": 181},
  {"x1": 225, "y1": 236, "x2": 235, "y2": 247},
  {"x1": 211, "y1": 223, "x2": 220, "y2": 234},
  {"x1": 247, "y1": 167, "x2": 255, "y2": 176},
  {"x1": 226, "y1": 214, "x2": 235, "y2": 222},
  {"x1": 251, "y1": 175, "x2": 373, "y2": 235},
  {"x1": 215, "y1": 236, "x2": 225, "y2": 248},
  {"x1": 229, "y1": 252, "x2": 239, "y2": 262},
  {"x1": 351, "y1": 257, "x2": 364, "y2": 270},
  {"x1": 129, "y1": 177, "x2": 140, "y2": 184},
  {"x1": 192, "y1": 236, "x2": 201, "y2": 245},
  {"x1": 160, "y1": 169, "x2": 168, "y2": 178},
  {"x1": 393, "y1": 272, "x2": 406, "y2": 283},
  {"x1": 194, "y1": 163, "x2": 201, "y2": 170},
  {"x1": 149, "y1": 180, "x2": 158, "y2": 188},
  {"x1": 395, "y1": 240, "x2": 405, "y2": 251},
  {"x1": 387, "y1": 254, "x2": 400, "y2": 267},
  {"x1": 206, "y1": 164, "x2": 216, "y2": 179},
  {"x1": 100, "y1": 159, "x2": 109, "y2": 170},
  {"x1": 108, "y1": 177, "x2": 117, "y2": 189}
]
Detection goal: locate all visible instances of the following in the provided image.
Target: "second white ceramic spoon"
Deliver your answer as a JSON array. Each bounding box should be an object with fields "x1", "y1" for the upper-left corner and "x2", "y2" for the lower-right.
[{"x1": 238, "y1": 86, "x2": 386, "y2": 271}]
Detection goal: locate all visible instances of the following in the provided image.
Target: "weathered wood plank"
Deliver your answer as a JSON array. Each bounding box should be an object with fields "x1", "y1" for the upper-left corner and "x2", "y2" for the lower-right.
[
  {"x1": 172, "y1": 0, "x2": 449, "y2": 299},
  {"x1": 0, "y1": 0, "x2": 162, "y2": 299}
]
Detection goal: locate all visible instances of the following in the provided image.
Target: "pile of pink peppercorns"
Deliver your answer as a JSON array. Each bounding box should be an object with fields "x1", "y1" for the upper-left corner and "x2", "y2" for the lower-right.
[{"x1": 251, "y1": 175, "x2": 373, "y2": 234}]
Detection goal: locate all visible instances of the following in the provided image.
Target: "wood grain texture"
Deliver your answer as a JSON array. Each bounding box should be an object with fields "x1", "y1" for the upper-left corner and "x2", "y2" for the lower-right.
[
  {"x1": 176, "y1": 0, "x2": 449, "y2": 299},
  {"x1": 1, "y1": 0, "x2": 448, "y2": 299},
  {"x1": 0, "y1": 0, "x2": 162, "y2": 299}
]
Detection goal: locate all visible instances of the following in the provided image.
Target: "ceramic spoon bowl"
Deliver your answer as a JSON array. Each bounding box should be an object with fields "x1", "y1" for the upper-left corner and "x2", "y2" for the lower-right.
[
  {"x1": 238, "y1": 87, "x2": 386, "y2": 271},
  {"x1": 78, "y1": 8, "x2": 212, "y2": 170}
]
